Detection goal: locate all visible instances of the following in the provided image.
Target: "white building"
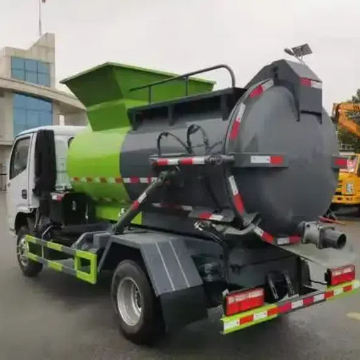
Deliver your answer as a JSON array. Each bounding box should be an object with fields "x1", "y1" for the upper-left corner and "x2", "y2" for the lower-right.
[{"x1": 0, "y1": 33, "x2": 88, "y2": 190}]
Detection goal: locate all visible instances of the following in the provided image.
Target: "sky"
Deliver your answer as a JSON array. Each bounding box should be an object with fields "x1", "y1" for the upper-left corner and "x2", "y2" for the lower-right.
[{"x1": 0, "y1": 0, "x2": 360, "y2": 112}]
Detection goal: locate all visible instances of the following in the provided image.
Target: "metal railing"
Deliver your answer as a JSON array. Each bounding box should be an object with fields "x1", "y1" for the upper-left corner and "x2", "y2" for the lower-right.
[{"x1": 129, "y1": 64, "x2": 236, "y2": 104}]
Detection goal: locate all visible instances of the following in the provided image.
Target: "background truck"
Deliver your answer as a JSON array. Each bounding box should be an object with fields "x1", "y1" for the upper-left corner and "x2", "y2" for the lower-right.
[
  {"x1": 6, "y1": 59, "x2": 359, "y2": 346},
  {"x1": 332, "y1": 103, "x2": 360, "y2": 213}
]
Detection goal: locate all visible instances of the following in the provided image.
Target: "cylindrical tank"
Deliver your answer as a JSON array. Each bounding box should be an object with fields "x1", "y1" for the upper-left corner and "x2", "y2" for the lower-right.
[{"x1": 65, "y1": 59, "x2": 340, "y2": 237}]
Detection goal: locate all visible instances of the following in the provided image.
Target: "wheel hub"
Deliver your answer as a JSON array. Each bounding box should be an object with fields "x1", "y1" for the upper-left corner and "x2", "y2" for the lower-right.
[
  {"x1": 17, "y1": 236, "x2": 29, "y2": 267},
  {"x1": 117, "y1": 277, "x2": 142, "y2": 326}
]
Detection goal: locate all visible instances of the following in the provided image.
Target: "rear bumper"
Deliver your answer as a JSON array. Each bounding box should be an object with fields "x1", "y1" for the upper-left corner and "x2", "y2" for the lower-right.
[{"x1": 221, "y1": 279, "x2": 360, "y2": 334}]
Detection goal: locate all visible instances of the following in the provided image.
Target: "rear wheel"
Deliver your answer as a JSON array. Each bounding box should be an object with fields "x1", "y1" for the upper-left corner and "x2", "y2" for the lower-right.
[
  {"x1": 111, "y1": 260, "x2": 165, "y2": 346},
  {"x1": 16, "y1": 225, "x2": 43, "y2": 277}
]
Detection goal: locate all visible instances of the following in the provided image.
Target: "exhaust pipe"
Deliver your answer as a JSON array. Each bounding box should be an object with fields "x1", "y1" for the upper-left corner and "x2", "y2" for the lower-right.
[{"x1": 298, "y1": 222, "x2": 347, "y2": 250}]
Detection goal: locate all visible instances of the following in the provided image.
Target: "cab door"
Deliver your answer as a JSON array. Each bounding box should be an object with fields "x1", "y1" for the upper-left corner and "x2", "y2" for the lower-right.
[{"x1": 6, "y1": 134, "x2": 33, "y2": 232}]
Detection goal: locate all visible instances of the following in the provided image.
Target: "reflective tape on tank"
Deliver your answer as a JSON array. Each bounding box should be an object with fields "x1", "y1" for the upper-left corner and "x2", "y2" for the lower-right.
[
  {"x1": 227, "y1": 176, "x2": 245, "y2": 215},
  {"x1": 70, "y1": 176, "x2": 157, "y2": 184},
  {"x1": 229, "y1": 103, "x2": 246, "y2": 140},
  {"x1": 249, "y1": 79, "x2": 274, "y2": 98},
  {"x1": 250, "y1": 155, "x2": 283, "y2": 165},
  {"x1": 123, "y1": 177, "x2": 157, "y2": 184},
  {"x1": 300, "y1": 78, "x2": 322, "y2": 89},
  {"x1": 233, "y1": 153, "x2": 288, "y2": 168},
  {"x1": 227, "y1": 78, "x2": 275, "y2": 145},
  {"x1": 226, "y1": 78, "x2": 277, "y2": 222},
  {"x1": 221, "y1": 279, "x2": 360, "y2": 335}
]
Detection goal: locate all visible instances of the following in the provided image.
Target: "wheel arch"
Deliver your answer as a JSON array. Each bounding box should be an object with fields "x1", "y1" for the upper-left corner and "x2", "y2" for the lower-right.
[
  {"x1": 100, "y1": 232, "x2": 209, "y2": 332},
  {"x1": 14, "y1": 212, "x2": 35, "y2": 234}
]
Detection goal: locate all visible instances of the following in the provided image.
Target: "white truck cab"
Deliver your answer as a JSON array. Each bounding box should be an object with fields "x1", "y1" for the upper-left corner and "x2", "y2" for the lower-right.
[{"x1": 6, "y1": 125, "x2": 85, "y2": 234}]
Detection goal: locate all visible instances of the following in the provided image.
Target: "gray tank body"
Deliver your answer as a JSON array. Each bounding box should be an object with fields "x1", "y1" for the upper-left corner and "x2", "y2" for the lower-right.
[{"x1": 120, "y1": 59, "x2": 339, "y2": 238}]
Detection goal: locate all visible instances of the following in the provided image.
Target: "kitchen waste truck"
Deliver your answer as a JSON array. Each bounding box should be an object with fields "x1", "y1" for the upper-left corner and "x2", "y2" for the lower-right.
[{"x1": 7, "y1": 59, "x2": 359, "y2": 346}]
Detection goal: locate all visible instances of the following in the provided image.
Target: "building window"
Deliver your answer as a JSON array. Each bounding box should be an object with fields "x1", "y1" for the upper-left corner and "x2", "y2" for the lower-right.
[
  {"x1": 13, "y1": 93, "x2": 53, "y2": 136},
  {"x1": 11, "y1": 57, "x2": 51, "y2": 87}
]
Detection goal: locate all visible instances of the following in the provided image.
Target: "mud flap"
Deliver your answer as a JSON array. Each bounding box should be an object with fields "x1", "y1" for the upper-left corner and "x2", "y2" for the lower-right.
[
  {"x1": 104, "y1": 232, "x2": 208, "y2": 332},
  {"x1": 277, "y1": 239, "x2": 357, "y2": 269}
]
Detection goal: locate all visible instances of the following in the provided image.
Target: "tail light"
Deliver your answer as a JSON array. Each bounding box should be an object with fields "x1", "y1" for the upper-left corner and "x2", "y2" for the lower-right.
[
  {"x1": 326, "y1": 265, "x2": 355, "y2": 286},
  {"x1": 225, "y1": 288, "x2": 264, "y2": 316}
]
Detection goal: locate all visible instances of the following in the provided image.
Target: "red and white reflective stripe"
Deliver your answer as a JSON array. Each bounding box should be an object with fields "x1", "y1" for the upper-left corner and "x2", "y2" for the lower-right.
[
  {"x1": 300, "y1": 78, "x2": 322, "y2": 89},
  {"x1": 152, "y1": 203, "x2": 193, "y2": 212},
  {"x1": 223, "y1": 280, "x2": 360, "y2": 333},
  {"x1": 71, "y1": 176, "x2": 157, "y2": 184},
  {"x1": 154, "y1": 157, "x2": 206, "y2": 166},
  {"x1": 277, "y1": 236, "x2": 301, "y2": 245},
  {"x1": 228, "y1": 176, "x2": 245, "y2": 214},
  {"x1": 253, "y1": 226, "x2": 274, "y2": 243},
  {"x1": 198, "y1": 212, "x2": 224, "y2": 221},
  {"x1": 249, "y1": 79, "x2": 274, "y2": 98},
  {"x1": 123, "y1": 177, "x2": 157, "y2": 184},
  {"x1": 51, "y1": 193, "x2": 65, "y2": 201},
  {"x1": 229, "y1": 103, "x2": 246, "y2": 140},
  {"x1": 102, "y1": 177, "x2": 122, "y2": 184},
  {"x1": 250, "y1": 155, "x2": 284, "y2": 165}
]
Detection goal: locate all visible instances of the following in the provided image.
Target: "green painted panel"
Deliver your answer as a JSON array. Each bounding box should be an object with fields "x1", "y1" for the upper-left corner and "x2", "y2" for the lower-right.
[
  {"x1": 67, "y1": 126, "x2": 130, "y2": 204},
  {"x1": 61, "y1": 62, "x2": 215, "y2": 131}
]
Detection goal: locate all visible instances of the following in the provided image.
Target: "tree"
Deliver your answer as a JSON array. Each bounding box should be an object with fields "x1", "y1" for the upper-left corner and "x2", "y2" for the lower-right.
[{"x1": 336, "y1": 89, "x2": 360, "y2": 152}]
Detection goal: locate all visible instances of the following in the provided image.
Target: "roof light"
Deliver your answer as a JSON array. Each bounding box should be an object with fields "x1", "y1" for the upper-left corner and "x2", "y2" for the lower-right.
[
  {"x1": 225, "y1": 288, "x2": 264, "y2": 316},
  {"x1": 326, "y1": 265, "x2": 355, "y2": 286}
]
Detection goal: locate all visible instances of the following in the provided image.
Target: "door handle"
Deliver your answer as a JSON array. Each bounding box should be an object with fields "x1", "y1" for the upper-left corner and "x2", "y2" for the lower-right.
[{"x1": 21, "y1": 189, "x2": 27, "y2": 199}]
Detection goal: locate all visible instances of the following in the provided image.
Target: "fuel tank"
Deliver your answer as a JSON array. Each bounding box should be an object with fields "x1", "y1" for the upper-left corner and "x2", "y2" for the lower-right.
[{"x1": 64, "y1": 60, "x2": 342, "y2": 237}]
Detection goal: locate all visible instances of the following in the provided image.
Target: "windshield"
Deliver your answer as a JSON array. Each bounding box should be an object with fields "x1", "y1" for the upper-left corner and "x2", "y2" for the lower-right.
[{"x1": 341, "y1": 155, "x2": 358, "y2": 173}]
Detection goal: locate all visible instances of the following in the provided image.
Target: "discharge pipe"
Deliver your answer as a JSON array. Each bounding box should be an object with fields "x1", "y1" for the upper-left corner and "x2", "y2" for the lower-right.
[{"x1": 298, "y1": 222, "x2": 347, "y2": 250}]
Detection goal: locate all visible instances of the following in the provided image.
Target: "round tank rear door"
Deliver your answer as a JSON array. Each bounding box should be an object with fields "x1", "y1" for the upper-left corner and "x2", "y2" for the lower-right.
[{"x1": 225, "y1": 81, "x2": 339, "y2": 235}]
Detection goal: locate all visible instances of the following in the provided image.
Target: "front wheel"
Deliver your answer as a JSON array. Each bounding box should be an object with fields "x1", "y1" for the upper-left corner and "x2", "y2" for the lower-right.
[
  {"x1": 111, "y1": 260, "x2": 165, "y2": 346},
  {"x1": 16, "y1": 225, "x2": 43, "y2": 277}
]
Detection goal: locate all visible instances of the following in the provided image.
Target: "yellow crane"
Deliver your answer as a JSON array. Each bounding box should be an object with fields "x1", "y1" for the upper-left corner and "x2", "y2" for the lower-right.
[{"x1": 331, "y1": 102, "x2": 360, "y2": 215}]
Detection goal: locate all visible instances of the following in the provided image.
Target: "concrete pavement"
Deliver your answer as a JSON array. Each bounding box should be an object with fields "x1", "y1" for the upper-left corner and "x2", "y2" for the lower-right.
[{"x1": 0, "y1": 192, "x2": 360, "y2": 360}]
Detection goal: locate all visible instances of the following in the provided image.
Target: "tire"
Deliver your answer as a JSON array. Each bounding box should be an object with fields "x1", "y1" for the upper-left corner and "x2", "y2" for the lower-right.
[
  {"x1": 111, "y1": 260, "x2": 165, "y2": 346},
  {"x1": 16, "y1": 225, "x2": 43, "y2": 277}
]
